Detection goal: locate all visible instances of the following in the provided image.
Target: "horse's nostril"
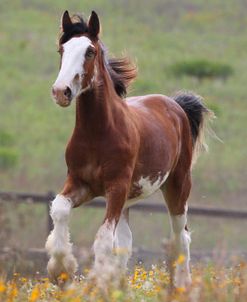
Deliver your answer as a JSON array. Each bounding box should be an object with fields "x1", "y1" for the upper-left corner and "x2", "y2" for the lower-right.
[{"x1": 64, "y1": 87, "x2": 72, "y2": 99}]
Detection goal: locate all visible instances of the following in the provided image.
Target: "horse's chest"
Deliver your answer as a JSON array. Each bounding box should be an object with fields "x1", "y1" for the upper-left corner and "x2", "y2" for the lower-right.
[{"x1": 66, "y1": 149, "x2": 101, "y2": 183}]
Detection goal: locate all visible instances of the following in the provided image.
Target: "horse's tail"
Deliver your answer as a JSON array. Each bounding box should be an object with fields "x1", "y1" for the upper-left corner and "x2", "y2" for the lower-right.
[{"x1": 173, "y1": 91, "x2": 214, "y2": 165}]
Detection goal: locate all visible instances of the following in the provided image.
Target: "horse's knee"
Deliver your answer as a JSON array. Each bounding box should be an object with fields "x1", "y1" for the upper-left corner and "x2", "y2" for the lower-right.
[
  {"x1": 46, "y1": 195, "x2": 72, "y2": 254},
  {"x1": 50, "y1": 194, "x2": 72, "y2": 222}
]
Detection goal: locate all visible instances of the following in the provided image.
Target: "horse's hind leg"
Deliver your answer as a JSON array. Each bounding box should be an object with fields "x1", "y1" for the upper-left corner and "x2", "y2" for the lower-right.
[{"x1": 161, "y1": 168, "x2": 192, "y2": 288}]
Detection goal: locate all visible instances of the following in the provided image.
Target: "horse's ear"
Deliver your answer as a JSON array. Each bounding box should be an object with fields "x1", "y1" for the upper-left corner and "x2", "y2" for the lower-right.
[
  {"x1": 88, "y1": 11, "x2": 100, "y2": 38},
  {"x1": 61, "y1": 10, "x2": 72, "y2": 32}
]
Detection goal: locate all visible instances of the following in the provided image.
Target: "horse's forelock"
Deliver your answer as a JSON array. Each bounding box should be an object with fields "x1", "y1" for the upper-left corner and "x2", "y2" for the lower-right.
[{"x1": 59, "y1": 14, "x2": 88, "y2": 45}]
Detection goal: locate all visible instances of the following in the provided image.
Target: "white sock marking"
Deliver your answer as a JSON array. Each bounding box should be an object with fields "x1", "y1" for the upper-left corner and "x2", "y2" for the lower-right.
[
  {"x1": 45, "y1": 195, "x2": 77, "y2": 280},
  {"x1": 114, "y1": 214, "x2": 132, "y2": 268},
  {"x1": 169, "y1": 206, "x2": 191, "y2": 287},
  {"x1": 91, "y1": 215, "x2": 132, "y2": 286}
]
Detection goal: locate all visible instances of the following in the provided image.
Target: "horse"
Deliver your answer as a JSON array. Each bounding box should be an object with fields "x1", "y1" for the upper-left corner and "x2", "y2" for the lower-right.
[{"x1": 45, "y1": 10, "x2": 213, "y2": 288}]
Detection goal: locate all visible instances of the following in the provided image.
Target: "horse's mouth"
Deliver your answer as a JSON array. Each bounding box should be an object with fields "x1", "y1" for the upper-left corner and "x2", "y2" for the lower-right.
[
  {"x1": 52, "y1": 94, "x2": 73, "y2": 107},
  {"x1": 56, "y1": 99, "x2": 72, "y2": 107}
]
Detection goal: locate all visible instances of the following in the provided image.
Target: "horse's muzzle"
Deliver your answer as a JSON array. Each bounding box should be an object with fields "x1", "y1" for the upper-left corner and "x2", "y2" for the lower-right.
[{"x1": 52, "y1": 85, "x2": 72, "y2": 107}]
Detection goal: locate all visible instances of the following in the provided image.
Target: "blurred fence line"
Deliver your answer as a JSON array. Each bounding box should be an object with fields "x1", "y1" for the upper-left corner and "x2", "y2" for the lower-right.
[{"x1": 1, "y1": 190, "x2": 247, "y2": 236}]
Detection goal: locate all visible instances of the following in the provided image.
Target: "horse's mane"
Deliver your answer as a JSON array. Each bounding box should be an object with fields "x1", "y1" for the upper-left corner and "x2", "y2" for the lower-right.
[{"x1": 59, "y1": 14, "x2": 137, "y2": 98}]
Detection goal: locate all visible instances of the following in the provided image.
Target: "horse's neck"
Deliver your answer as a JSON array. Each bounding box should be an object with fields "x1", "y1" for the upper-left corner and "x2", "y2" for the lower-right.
[{"x1": 74, "y1": 69, "x2": 122, "y2": 136}]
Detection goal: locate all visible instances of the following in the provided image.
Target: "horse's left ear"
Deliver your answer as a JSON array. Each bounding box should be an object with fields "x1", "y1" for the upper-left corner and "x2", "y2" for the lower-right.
[
  {"x1": 88, "y1": 11, "x2": 100, "y2": 38},
  {"x1": 61, "y1": 10, "x2": 72, "y2": 32}
]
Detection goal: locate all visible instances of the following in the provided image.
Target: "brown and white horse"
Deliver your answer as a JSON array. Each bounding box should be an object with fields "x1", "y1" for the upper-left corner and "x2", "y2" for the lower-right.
[{"x1": 46, "y1": 10, "x2": 212, "y2": 287}]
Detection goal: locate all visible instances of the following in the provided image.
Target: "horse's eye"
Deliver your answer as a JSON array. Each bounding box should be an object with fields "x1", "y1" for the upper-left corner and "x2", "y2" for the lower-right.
[{"x1": 86, "y1": 49, "x2": 95, "y2": 59}]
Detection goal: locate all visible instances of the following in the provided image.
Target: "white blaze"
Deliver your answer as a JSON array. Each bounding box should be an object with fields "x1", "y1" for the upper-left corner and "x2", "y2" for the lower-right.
[{"x1": 53, "y1": 36, "x2": 92, "y2": 96}]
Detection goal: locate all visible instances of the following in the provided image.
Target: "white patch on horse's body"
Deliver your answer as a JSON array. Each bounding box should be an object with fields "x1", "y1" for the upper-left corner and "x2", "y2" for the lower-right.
[
  {"x1": 53, "y1": 36, "x2": 92, "y2": 97},
  {"x1": 139, "y1": 171, "x2": 169, "y2": 196},
  {"x1": 45, "y1": 195, "x2": 77, "y2": 281},
  {"x1": 168, "y1": 204, "x2": 191, "y2": 287},
  {"x1": 125, "y1": 171, "x2": 169, "y2": 208}
]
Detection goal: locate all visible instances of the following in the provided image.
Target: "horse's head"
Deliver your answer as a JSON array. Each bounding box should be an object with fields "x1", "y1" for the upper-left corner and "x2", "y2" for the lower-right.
[{"x1": 52, "y1": 11, "x2": 100, "y2": 107}]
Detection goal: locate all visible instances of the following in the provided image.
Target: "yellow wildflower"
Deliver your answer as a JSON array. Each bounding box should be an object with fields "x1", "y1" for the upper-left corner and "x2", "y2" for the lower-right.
[
  {"x1": 134, "y1": 283, "x2": 142, "y2": 289},
  {"x1": 149, "y1": 270, "x2": 154, "y2": 277},
  {"x1": 173, "y1": 254, "x2": 186, "y2": 268},
  {"x1": 59, "y1": 272, "x2": 69, "y2": 282},
  {"x1": 0, "y1": 280, "x2": 6, "y2": 293},
  {"x1": 177, "y1": 254, "x2": 186, "y2": 264},
  {"x1": 21, "y1": 277, "x2": 27, "y2": 283},
  {"x1": 233, "y1": 277, "x2": 241, "y2": 286},
  {"x1": 176, "y1": 286, "x2": 186, "y2": 293},
  {"x1": 29, "y1": 285, "x2": 40, "y2": 302},
  {"x1": 8, "y1": 283, "x2": 18, "y2": 299}
]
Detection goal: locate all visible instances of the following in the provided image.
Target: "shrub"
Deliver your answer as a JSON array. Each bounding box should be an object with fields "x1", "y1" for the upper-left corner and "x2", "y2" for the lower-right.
[
  {"x1": 0, "y1": 148, "x2": 18, "y2": 170},
  {"x1": 171, "y1": 59, "x2": 233, "y2": 81},
  {"x1": 0, "y1": 131, "x2": 14, "y2": 147},
  {"x1": 0, "y1": 131, "x2": 18, "y2": 170}
]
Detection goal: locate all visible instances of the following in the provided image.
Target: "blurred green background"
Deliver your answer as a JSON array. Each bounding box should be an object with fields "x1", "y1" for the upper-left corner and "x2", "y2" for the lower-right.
[{"x1": 0, "y1": 0, "x2": 247, "y2": 256}]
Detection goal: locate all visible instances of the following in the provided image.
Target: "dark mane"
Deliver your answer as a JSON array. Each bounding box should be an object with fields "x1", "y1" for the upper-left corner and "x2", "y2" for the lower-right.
[
  {"x1": 106, "y1": 57, "x2": 137, "y2": 97},
  {"x1": 102, "y1": 44, "x2": 137, "y2": 98},
  {"x1": 59, "y1": 14, "x2": 137, "y2": 98}
]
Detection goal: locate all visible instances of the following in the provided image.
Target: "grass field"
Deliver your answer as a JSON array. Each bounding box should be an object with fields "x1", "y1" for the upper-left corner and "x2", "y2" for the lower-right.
[
  {"x1": 1, "y1": 262, "x2": 247, "y2": 302},
  {"x1": 0, "y1": 0, "x2": 246, "y2": 205}
]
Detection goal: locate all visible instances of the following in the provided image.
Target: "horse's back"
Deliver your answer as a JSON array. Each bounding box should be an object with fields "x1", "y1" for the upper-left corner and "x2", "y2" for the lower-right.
[
  {"x1": 126, "y1": 94, "x2": 188, "y2": 146},
  {"x1": 126, "y1": 94, "x2": 183, "y2": 115}
]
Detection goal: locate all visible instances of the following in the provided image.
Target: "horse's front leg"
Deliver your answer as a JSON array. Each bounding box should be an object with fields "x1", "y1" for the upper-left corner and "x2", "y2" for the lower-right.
[
  {"x1": 91, "y1": 182, "x2": 132, "y2": 286},
  {"x1": 45, "y1": 179, "x2": 91, "y2": 285}
]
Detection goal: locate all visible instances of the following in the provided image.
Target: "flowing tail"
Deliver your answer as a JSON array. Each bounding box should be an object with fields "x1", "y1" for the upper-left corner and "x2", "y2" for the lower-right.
[{"x1": 173, "y1": 91, "x2": 215, "y2": 165}]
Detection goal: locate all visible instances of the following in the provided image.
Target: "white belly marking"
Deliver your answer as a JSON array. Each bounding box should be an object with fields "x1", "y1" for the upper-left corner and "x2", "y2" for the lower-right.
[{"x1": 125, "y1": 171, "x2": 170, "y2": 208}]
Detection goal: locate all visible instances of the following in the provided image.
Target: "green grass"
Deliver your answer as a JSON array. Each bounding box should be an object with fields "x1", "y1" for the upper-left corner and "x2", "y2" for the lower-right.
[{"x1": 0, "y1": 0, "x2": 247, "y2": 251}]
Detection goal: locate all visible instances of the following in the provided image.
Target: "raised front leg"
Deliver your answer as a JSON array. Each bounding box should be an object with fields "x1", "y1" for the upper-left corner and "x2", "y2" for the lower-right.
[
  {"x1": 45, "y1": 180, "x2": 92, "y2": 285},
  {"x1": 45, "y1": 194, "x2": 77, "y2": 285},
  {"x1": 91, "y1": 182, "x2": 132, "y2": 286}
]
